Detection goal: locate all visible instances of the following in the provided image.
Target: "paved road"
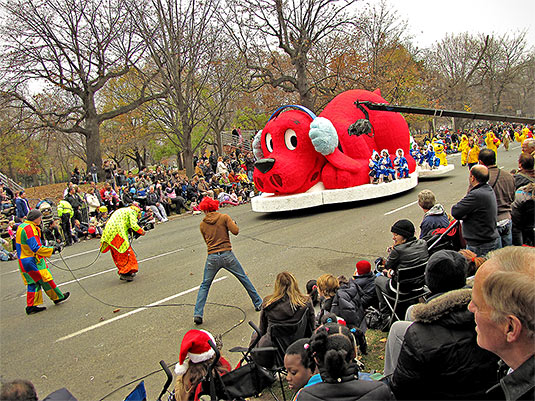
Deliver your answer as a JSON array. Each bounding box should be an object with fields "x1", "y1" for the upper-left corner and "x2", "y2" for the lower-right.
[{"x1": 0, "y1": 146, "x2": 521, "y2": 400}]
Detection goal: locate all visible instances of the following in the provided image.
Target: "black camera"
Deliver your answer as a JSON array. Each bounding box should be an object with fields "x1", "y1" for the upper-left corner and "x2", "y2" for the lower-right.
[{"x1": 131, "y1": 214, "x2": 155, "y2": 239}]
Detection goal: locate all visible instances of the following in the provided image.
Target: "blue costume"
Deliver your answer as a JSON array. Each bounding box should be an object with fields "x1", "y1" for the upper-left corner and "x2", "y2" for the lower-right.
[
  {"x1": 368, "y1": 151, "x2": 382, "y2": 184},
  {"x1": 410, "y1": 144, "x2": 424, "y2": 166},
  {"x1": 380, "y1": 149, "x2": 396, "y2": 181},
  {"x1": 424, "y1": 145, "x2": 440, "y2": 168},
  {"x1": 394, "y1": 149, "x2": 409, "y2": 178}
]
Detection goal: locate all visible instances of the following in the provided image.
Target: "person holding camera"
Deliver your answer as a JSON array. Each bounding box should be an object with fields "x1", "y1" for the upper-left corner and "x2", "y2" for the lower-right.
[
  {"x1": 100, "y1": 204, "x2": 145, "y2": 281},
  {"x1": 15, "y1": 209, "x2": 70, "y2": 315}
]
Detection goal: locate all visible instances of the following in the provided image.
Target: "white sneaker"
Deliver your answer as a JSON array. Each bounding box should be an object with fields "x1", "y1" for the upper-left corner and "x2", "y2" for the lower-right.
[{"x1": 162, "y1": 218, "x2": 168, "y2": 222}]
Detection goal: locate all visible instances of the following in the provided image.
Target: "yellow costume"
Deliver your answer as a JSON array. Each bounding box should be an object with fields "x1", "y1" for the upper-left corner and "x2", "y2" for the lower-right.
[
  {"x1": 459, "y1": 135, "x2": 469, "y2": 165},
  {"x1": 485, "y1": 131, "x2": 500, "y2": 155},
  {"x1": 433, "y1": 141, "x2": 448, "y2": 166}
]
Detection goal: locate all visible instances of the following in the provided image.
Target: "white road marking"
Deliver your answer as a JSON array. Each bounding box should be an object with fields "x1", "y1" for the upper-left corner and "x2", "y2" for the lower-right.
[
  {"x1": 384, "y1": 200, "x2": 418, "y2": 216},
  {"x1": 19, "y1": 249, "x2": 184, "y2": 297},
  {"x1": 56, "y1": 276, "x2": 228, "y2": 342}
]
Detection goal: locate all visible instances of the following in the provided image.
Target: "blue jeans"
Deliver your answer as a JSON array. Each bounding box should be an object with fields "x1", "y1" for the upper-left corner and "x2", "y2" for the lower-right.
[
  {"x1": 467, "y1": 238, "x2": 500, "y2": 257},
  {"x1": 497, "y1": 220, "x2": 513, "y2": 248},
  {"x1": 194, "y1": 250, "x2": 262, "y2": 317}
]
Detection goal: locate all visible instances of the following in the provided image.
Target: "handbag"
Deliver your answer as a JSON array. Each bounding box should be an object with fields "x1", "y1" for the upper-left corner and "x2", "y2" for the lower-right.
[{"x1": 202, "y1": 361, "x2": 275, "y2": 400}]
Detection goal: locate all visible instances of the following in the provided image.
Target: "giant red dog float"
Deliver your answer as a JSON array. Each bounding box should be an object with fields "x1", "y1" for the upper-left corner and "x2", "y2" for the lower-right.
[{"x1": 251, "y1": 89, "x2": 419, "y2": 212}]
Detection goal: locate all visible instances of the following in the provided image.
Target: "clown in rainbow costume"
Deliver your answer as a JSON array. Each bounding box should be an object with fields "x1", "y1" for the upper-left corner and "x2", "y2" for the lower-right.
[
  {"x1": 100, "y1": 204, "x2": 145, "y2": 281},
  {"x1": 16, "y1": 209, "x2": 69, "y2": 315}
]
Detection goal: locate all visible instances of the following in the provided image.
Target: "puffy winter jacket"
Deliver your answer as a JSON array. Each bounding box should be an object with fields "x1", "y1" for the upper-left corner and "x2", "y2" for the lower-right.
[
  {"x1": 391, "y1": 289, "x2": 500, "y2": 399},
  {"x1": 331, "y1": 279, "x2": 367, "y2": 332},
  {"x1": 419, "y1": 204, "x2": 449, "y2": 238}
]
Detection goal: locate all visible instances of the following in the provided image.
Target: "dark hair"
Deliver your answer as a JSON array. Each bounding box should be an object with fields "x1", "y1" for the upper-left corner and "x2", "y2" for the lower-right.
[
  {"x1": 286, "y1": 338, "x2": 316, "y2": 371},
  {"x1": 519, "y1": 153, "x2": 534, "y2": 170},
  {"x1": 306, "y1": 279, "x2": 319, "y2": 306},
  {"x1": 0, "y1": 380, "x2": 38, "y2": 401},
  {"x1": 470, "y1": 165, "x2": 489, "y2": 184},
  {"x1": 478, "y1": 148, "x2": 496, "y2": 166},
  {"x1": 308, "y1": 323, "x2": 355, "y2": 381}
]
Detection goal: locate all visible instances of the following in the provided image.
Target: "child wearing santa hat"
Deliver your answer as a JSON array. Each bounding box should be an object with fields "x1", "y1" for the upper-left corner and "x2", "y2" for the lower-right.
[{"x1": 172, "y1": 329, "x2": 231, "y2": 401}]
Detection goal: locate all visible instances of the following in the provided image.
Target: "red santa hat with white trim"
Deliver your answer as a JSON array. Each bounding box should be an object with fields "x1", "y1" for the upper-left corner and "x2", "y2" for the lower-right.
[{"x1": 175, "y1": 329, "x2": 216, "y2": 375}]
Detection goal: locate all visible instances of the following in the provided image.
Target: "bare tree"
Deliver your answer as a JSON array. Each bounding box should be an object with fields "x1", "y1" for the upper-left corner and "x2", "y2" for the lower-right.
[
  {"x1": 474, "y1": 32, "x2": 532, "y2": 113},
  {"x1": 224, "y1": 0, "x2": 359, "y2": 111},
  {"x1": 0, "y1": 0, "x2": 165, "y2": 177},
  {"x1": 132, "y1": 0, "x2": 234, "y2": 177}
]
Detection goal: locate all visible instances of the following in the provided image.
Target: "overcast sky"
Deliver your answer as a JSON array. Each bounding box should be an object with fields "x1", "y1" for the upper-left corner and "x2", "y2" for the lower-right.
[{"x1": 383, "y1": 0, "x2": 535, "y2": 49}]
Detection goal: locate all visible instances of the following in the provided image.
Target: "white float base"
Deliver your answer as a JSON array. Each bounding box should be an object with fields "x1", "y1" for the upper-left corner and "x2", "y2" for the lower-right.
[
  {"x1": 417, "y1": 164, "x2": 455, "y2": 177},
  {"x1": 251, "y1": 173, "x2": 418, "y2": 212}
]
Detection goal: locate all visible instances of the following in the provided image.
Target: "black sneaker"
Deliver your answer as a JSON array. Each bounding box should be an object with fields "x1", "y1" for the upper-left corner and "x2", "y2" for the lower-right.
[
  {"x1": 54, "y1": 292, "x2": 70, "y2": 305},
  {"x1": 255, "y1": 305, "x2": 262, "y2": 312},
  {"x1": 193, "y1": 316, "x2": 203, "y2": 325},
  {"x1": 26, "y1": 306, "x2": 47, "y2": 315}
]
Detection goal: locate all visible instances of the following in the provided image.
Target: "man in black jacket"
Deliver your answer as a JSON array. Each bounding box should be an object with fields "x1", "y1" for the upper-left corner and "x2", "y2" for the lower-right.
[
  {"x1": 452, "y1": 165, "x2": 499, "y2": 257},
  {"x1": 477, "y1": 148, "x2": 515, "y2": 248}
]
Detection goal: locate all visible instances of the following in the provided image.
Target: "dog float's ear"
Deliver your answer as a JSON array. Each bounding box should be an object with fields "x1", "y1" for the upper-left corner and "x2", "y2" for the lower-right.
[
  {"x1": 252, "y1": 130, "x2": 263, "y2": 160},
  {"x1": 267, "y1": 104, "x2": 338, "y2": 156},
  {"x1": 310, "y1": 117, "x2": 338, "y2": 156}
]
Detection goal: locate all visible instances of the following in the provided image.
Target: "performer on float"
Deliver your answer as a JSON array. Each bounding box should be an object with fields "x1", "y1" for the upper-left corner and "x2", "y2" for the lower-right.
[
  {"x1": 433, "y1": 140, "x2": 448, "y2": 166},
  {"x1": 16, "y1": 209, "x2": 70, "y2": 315},
  {"x1": 485, "y1": 131, "x2": 501, "y2": 156},
  {"x1": 380, "y1": 149, "x2": 396, "y2": 181},
  {"x1": 424, "y1": 144, "x2": 440, "y2": 169},
  {"x1": 410, "y1": 143, "x2": 424, "y2": 166},
  {"x1": 368, "y1": 150, "x2": 382, "y2": 184},
  {"x1": 394, "y1": 149, "x2": 410, "y2": 178},
  {"x1": 100, "y1": 204, "x2": 145, "y2": 281}
]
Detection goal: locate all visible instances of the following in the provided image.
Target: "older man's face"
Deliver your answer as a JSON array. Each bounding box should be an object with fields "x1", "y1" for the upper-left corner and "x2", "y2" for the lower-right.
[{"x1": 468, "y1": 261, "x2": 508, "y2": 356}]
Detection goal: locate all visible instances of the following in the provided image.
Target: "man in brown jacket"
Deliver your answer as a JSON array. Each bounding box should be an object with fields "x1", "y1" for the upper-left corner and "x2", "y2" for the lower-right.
[
  {"x1": 193, "y1": 197, "x2": 262, "y2": 325},
  {"x1": 478, "y1": 148, "x2": 516, "y2": 248}
]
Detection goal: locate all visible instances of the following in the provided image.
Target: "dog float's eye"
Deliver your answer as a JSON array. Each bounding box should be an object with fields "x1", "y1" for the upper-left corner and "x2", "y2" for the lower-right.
[
  {"x1": 284, "y1": 129, "x2": 297, "y2": 150},
  {"x1": 265, "y1": 133, "x2": 273, "y2": 152}
]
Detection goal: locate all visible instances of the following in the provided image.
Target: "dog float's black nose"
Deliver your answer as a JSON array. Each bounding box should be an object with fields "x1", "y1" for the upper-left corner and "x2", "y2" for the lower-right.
[{"x1": 255, "y1": 158, "x2": 275, "y2": 174}]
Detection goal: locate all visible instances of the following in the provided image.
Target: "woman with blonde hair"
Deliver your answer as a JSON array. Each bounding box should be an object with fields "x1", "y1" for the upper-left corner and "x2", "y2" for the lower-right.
[{"x1": 253, "y1": 271, "x2": 315, "y2": 368}]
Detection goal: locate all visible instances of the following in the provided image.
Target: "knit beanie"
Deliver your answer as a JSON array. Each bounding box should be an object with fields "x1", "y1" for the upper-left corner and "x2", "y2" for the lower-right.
[
  {"x1": 27, "y1": 209, "x2": 42, "y2": 221},
  {"x1": 354, "y1": 260, "x2": 371, "y2": 276},
  {"x1": 198, "y1": 197, "x2": 219, "y2": 212},
  {"x1": 175, "y1": 329, "x2": 216, "y2": 375},
  {"x1": 391, "y1": 219, "x2": 415, "y2": 239},
  {"x1": 425, "y1": 250, "x2": 467, "y2": 294}
]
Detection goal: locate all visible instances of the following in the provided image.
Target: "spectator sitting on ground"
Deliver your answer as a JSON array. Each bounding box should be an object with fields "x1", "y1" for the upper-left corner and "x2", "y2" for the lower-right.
[
  {"x1": 73, "y1": 219, "x2": 89, "y2": 241},
  {"x1": 252, "y1": 271, "x2": 315, "y2": 369},
  {"x1": 297, "y1": 323, "x2": 394, "y2": 400},
  {"x1": 468, "y1": 246, "x2": 535, "y2": 401},
  {"x1": 284, "y1": 338, "x2": 319, "y2": 399},
  {"x1": 0, "y1": 238, "x2": 16, "y2": 261},
  {"x1": 387, "y1": 250, "x2": 500, "y2": 399},
  {"x1": 514, "y1": 153, "x2": 535, "y2": 189},
  {"x1": 451, "y1": 165, "x2": 499, "y2": 257},
  {"x1": 352, "y1": 260, "x2": 378, "y2": 310},
  {"x1": 44, "y1": 218, "x2": 63, "y2": 247},
  {"x1": 146, "y1": 185, "x2": 168, "y2": 223},
  {"x1": 170, "y1": 329, "x2": 231, "y2": 401},
  {"x1": 374, "y1": 219, "x2": 429, "y2": 324},
  {"x1": 417, "y1": 189, "x2": 449, "y2": 239}
]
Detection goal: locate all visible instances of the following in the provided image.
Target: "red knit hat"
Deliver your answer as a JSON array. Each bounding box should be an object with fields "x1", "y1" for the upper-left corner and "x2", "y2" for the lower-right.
[
  {"x1": 354, "y1": 260, "x2": 371, "y2": 276},
  {"x1": 198, "y1": 197, "x2": 219, "y2": 212},
  {"x1": 175, "y1": 329, "x2": 216, "y2": 375}
]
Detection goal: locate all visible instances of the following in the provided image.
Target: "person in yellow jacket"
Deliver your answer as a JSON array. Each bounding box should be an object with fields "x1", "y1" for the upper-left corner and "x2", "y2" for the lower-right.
[
  {"x1": 459, "y1": 135, "x2": 469, "y2": 165},
  {"x1": 462, "y1": 137, "x2": 480, "y2": 169},
  {"x1": 100, "y1": 204, "x2": 145, "y2": 281},
  {"x1": 484, "y1": 131, "x2": 500, "y2": 155},
  {"x1": 57, "y1": 199, "x2": 74, "y2": 246}
]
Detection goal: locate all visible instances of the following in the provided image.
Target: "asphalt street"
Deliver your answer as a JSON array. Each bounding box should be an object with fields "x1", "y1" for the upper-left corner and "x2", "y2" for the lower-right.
[{"x1": 0, "y1": 145, "x2": 521, "y2": 400}]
